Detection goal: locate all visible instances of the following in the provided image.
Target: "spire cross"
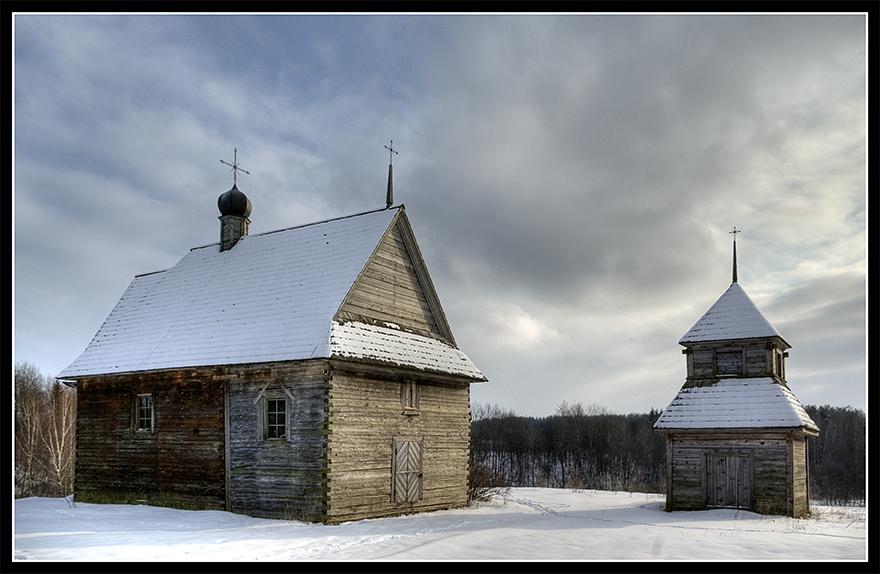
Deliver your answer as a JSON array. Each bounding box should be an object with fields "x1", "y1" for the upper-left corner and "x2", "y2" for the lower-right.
[
  {"x1": 220, "y1": 148, "x2": 250, "y2": 186},
  {"x1": 385, "y1": 141, "x2": 398, "y2": 165},
  {"x1": 730, "y1": 226, "x2": 741, "y2": 241}
]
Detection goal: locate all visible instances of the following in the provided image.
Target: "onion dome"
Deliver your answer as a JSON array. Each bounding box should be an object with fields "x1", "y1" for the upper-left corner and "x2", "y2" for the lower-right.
[{"x1": 218, "y1": 184, "x2": 252, "y2": 218}]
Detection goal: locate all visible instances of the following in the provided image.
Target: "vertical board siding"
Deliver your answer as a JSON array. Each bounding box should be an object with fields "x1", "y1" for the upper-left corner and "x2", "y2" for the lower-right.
[
  {"x1": 224, "y1": 360, "x2": 329, "y2": 521},
  {"x1": 325, "y1": 368, "x2": 471, "y2": 524},
  {"x1": 339, "y1": 224, "x2": 442, "y2": 338},
  {"x1": 73, "y1": 369, "x2": 226, "y2": 510}
]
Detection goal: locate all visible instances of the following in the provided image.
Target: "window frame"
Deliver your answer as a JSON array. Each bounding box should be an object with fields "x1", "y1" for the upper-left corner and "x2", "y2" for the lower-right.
[
  {"x1": 264, "y1": 396, "x2": 288, "y2": 441},
  {"x1": 400, "y1": 379, "x2": 420, "y2": 415},
  {"x1": 133, "y1": 393, "x2": 155, "y2": 434},
  {"x1": 255, "y1": 381, "x2": 295, "y2": 442}
]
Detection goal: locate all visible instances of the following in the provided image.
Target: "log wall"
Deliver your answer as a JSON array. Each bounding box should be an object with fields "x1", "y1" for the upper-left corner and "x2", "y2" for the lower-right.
[
  {"x1": 73, "y1": 368, "x2": 226, "y2": 510},
  {"x1": 223, "y1": 360, "x2": 330, "y2": 521},
  {"x1": 664, "y1": 430, "x2": 811, "y2": 517},
  {"x1": 791, "y1": 435, "x2": 810, "y2": 518},
  {"x1": 72, "y1": 337, "x2": 476, "y2": 523},
  {"x1": 324, "y1": 363, "x2": 472, "y2": 524}
]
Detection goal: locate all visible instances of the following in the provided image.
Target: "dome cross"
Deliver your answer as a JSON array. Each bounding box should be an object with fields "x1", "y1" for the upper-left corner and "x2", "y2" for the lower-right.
[{"x1": 220, "y1": 148, "x2": 250, "y2": 186}]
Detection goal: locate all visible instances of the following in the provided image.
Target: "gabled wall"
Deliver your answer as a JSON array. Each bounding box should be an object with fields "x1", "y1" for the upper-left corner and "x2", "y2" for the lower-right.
[{"x1": 337, "y1": 214, "x2": 454, "y2": 344}]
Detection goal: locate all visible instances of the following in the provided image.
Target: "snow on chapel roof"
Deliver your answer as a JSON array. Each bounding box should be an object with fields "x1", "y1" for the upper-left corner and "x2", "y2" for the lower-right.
[
  {"x1": 653, "y1": 378, "x2": 818, "y2": 432},
  {"x1": 58, "y1": 206, "x2": 484, "y2": 381},
  {"x1": 679, "y1": 282, "x2": 786, "y2": 345}
]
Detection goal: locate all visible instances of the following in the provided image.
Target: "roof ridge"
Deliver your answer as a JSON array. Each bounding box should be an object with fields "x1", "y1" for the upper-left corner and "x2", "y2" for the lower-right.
[
  {"x1": 256, "y1": 204, "x2": 404, "y2": 239},
  {"x1": 188, "y1": 205, "x2": 405, "y2": 252}
]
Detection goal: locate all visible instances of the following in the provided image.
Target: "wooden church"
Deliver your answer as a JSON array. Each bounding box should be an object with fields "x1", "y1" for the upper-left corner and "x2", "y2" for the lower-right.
[
  {"x1": 58, "y1": 154, "x2": 486, "y2": 523},
  {"x1": 654, "y1": 233, "x2": 819, "y2": 518}
]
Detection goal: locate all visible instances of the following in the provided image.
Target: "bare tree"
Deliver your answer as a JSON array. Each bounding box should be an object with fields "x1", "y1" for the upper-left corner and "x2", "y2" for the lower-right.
[
  {"x1": 15, "y1": 362, "x2": 49, "y2": 497},
  {"x1": 15, "y1": 361, "x2": 77, "y2": 498},
  {"x1": 39, "y1": 380, "x2": 76, "y2": 496}
]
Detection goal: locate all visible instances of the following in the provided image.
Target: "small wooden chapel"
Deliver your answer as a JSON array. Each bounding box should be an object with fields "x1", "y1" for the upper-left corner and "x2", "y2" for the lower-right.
[
  {"x1": 654, "y1": 231, "x2": 819, "y2": 518},
  {"x1": 58, "y1": 149, "x2": 486, "y2": 523}
]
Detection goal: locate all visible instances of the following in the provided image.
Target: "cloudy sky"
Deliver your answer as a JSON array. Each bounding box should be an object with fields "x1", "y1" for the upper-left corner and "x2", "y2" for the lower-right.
[{"x1": 13, "y1": 12, "x2": 867, "y2": 417}]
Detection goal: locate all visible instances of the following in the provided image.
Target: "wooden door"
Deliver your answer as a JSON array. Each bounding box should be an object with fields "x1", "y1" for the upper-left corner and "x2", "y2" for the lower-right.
[
  {"x1": 707, "y1": 453, "x2": 752, "y2": 509},
  {"x1": 393, "y1": 440, "x2": 423, "y2": 503}
]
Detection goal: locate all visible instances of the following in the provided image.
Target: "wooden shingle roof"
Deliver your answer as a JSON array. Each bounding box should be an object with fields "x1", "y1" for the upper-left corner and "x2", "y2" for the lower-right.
[{"x1": 58, "y1": 206, "x2": 484, "y2": 381}]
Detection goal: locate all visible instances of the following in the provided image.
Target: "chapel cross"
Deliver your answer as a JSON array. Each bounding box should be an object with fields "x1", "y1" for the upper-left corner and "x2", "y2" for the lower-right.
[
  {"x1": 385, "y1": 141, "x2": 398, "y2": 165},
  {"x1": 220, "y1": 148, "x2": 250, "y2": 186}
]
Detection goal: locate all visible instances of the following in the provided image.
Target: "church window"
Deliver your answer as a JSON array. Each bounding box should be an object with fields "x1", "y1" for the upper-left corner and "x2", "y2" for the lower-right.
[
  {"x1": 135, "y1": 394, "x2": 154, "y2": 432},
  {"x1": 265, "y1": 398, "x2": 287, "y2": 440},
  {"x1": 401, "y1": 380, "x2": 419, "y2": 415}
]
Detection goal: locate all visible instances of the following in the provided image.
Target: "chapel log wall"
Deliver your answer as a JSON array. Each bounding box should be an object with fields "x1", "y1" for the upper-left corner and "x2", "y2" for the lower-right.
[
  {"x1": 223, "y1": 360, "x2": 330, "y2": 521},
  {"x1": 665, "y1": 431, "x2": 810, "y2": 517},
  {"x1": 72, "y1": 368, "x2": 226, "y2": 510},
  {"x1": 324, "y1": 365, "x2": 472, "y2": 524}
]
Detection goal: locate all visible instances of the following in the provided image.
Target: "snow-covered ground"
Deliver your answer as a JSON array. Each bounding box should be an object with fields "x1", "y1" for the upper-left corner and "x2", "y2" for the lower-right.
[{"x1": 13, "y1": 488, "x2": 866, "y2": 562}]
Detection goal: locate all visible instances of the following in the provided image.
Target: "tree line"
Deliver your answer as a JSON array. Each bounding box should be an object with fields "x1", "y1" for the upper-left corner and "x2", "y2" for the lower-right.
[
  {"x1": 469, "y1": 401, "x2": 866, "y2": 506},
  {"x1": 805, "y1": 404, "x2": 866, "y2": 505},
  {"x1": 469, "y1": 401, "x2": 666, "y2": 495}
]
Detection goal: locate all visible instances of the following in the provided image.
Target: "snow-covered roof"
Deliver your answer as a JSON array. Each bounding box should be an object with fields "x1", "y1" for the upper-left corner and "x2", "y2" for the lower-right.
[
  {"x1": 330, "y1": 321, "x2": 483, "y2": 379},
  {"x1": 679, "y1": 282, "x2": 786, "y2": 345},
  {"x1": 653, "y1": 377, "x2": 818, "y2": 432},
  {"x1": 58, "y1": 207, "x2": 484, "y2": 381}
]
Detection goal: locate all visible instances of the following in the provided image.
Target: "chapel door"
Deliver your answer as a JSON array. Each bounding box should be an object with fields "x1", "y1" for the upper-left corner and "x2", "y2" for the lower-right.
[
  {"x1": 393, "y1": 439, "x2": 423, "y2": 503},
  {"x1": 707, "y1": 453, "x2": 752, "y2": 509}
]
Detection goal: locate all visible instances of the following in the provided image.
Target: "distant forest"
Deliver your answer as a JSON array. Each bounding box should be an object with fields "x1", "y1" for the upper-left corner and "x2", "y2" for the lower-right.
[{"x1": 470, "y1": 401, "x2": 866, "y2": 506}]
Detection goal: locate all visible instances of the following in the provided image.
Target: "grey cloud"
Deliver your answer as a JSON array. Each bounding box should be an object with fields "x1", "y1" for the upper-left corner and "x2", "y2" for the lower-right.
[{"x1": 14, "y1": 14, "x2": 865, "y2": 416}]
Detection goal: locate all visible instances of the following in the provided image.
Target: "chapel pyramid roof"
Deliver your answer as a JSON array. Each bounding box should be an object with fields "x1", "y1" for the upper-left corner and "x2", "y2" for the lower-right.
[{"x1": 678, "y1": 282, "x2": 787, "y2": 346}]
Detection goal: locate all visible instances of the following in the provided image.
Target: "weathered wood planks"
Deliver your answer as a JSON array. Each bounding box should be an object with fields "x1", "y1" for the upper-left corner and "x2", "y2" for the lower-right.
[
  {"x1": 324, "y1": 367, "x2": 471, "y2": 524},
  {"x1": 663, "y1": 430, "x2": 812, "y2": 517},
  {"x1": 73, "y1": 368, "x2": 226, "y2": 510}
]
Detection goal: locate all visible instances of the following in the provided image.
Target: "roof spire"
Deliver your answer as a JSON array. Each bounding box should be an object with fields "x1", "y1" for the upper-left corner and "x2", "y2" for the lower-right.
[
  {"x1": 384, "y1": 140, "x2": 398, "y2": 209},
  {"x1": 730, "y1": 226, "x2": 740, "y2": 283}
]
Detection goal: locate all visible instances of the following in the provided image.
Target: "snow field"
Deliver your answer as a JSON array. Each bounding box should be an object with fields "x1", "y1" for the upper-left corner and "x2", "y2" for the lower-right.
[{"x1": 14, "y1": 488, "x2": 866, "y2": 562}]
